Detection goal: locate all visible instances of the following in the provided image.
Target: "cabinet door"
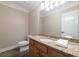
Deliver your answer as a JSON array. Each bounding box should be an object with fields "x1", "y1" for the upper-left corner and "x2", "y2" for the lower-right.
[
  {"x1": 35, "y1": 41, "x2": 47, "y2": 53},
  {"x1": 39, "y1": 51, "x2": 48, "y2": 57},
  {"x1": 29, "y1": 45, "x2": 40, "y2": 57},
  {"x1": 29, "y1": 45, "x2": 34, "y2": 56},
  {"x1": 48, "y1": 48, "x2": 65, "y2": 57},
  {"x1": 33, "y1": 47, "x2": 40, "y2": 57}
]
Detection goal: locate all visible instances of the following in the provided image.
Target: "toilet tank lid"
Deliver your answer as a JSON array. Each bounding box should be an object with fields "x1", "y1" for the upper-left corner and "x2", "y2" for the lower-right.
[{"x1": 18, "y1": 41, "x2": 29, "y2": 45}]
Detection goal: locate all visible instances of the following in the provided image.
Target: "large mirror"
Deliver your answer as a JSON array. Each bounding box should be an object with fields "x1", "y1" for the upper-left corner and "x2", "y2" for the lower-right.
[{"x1": 40, "y1": 1, "x2": 79, "y2": 39}]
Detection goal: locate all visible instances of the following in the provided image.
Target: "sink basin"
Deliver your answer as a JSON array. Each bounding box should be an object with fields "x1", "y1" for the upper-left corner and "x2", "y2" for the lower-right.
[
  {"x1": 38, "y1": 36, "x2": 49, "y2": 39},
  {"x1": 40, "y1": 38, "x2": 69, "y2": 48},
  {"x1": 40, "y1": 38, "x2": 55, "y2": 44},
  {"x1": 38, "y1": 36, "x2": 68, "y2": 48}
]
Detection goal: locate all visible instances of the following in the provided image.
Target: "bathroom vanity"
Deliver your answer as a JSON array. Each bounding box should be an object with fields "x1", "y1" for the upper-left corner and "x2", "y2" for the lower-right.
[{"x1": 28, "y1": 35, "x2": 79, "y2": 57}]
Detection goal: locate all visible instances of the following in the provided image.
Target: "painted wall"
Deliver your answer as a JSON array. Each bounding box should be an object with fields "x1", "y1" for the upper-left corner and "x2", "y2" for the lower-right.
[
  {"x1": 29, "y1": 7, "x2": 40, "y2": 35},
  {"x1": 0, "y1": 4, "x2": 28, "y2": 49}
]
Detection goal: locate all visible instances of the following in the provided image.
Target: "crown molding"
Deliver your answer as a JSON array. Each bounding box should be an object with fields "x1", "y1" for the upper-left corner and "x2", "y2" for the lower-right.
[{"x1": 0, "y1": 2, "x2": 29, "y2": 13}]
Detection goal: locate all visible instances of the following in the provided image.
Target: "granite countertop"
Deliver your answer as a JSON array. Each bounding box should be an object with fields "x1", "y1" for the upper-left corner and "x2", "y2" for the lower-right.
[{"x1": 28, "y1": 35, "x2": 79, "y2": 57}]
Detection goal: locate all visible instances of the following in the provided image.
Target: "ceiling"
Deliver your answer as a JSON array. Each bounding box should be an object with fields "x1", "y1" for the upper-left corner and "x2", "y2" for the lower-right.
[
  {"x1": 0, "y1": 1, "x2": 79, "y2": 16},
  {"x1": 0, "y1": 1, "x2": 41, "y2": 13}
]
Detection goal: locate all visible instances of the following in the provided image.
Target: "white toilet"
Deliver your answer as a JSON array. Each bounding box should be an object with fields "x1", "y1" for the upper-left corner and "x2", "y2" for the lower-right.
[{"x1": 18, "y1": 40, "x2": 29, "y2": 56}]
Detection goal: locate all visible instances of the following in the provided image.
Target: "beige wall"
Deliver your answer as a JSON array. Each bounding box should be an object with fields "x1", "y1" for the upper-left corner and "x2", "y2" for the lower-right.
[
  {"x1": 29, "y1": 7, "x2": 40, "y2": 35},
  {"x1": 41, "y1": 6, "x2": 79, "y2": 36},
  {"x1": 0, "y1": 4, "x2": 28, "y2": 49}
]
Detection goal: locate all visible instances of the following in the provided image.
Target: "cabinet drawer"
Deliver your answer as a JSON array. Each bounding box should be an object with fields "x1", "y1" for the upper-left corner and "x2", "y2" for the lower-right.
[
  {"x1": 48, "y1": 48, "x2": 65, "y2": 57},
  {"x1": 35, "y1": 41, "x2": 47, "y2": 53}
]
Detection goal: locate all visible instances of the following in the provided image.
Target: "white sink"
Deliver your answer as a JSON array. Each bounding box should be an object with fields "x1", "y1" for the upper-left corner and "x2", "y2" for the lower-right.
[
  {"x1": 38, "y1": 36, "x2": 68, "y2": 48},
  {"x1": 40, "y1": 38, "x2": 55, "y2": 44},
  {"x1": 38, "y1": 36, "x2": 49, "y2": 39}
]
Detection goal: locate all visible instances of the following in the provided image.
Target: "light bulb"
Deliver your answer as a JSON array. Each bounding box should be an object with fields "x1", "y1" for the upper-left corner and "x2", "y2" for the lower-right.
[
  {"x1": 41, "y1": 2, "x2": 45, "y2": 10},
  {"x1": 50, "y1": 4, "x2": 54, "y2": 9},
  {"x1": 60, "y1": 1, "x2": 66, "y2": 4},
  {"x1": 46, "y1": 7, "x2": 50, "y2": 11},
  {"x1": 45, "y1": 1, "x2": 49, "y2": 7},
  {"x1": 54, "y1": 2, "x2": 59, "y2": 7}
]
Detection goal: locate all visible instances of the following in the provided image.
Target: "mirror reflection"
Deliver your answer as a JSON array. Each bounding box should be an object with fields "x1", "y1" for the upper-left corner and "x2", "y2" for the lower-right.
[{"x1": 40, "y1": 1, "x2": 79, "y2": 39}]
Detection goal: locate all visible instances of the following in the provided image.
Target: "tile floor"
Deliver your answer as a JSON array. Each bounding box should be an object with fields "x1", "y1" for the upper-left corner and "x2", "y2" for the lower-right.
[{"x1": 0, "y1": 48, "x2": 28, "y2": 57}]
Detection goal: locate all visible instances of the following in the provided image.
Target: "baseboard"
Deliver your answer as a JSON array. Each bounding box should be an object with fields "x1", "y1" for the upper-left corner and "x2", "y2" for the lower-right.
[{"x1": 0, "y1": 45, "x2": 18, "y2": 53}]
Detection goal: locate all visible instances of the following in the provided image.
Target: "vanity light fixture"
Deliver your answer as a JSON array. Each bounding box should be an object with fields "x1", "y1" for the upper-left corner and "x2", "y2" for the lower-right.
[
  {"x1": 41, "y1": 1, "x2": 66, "y2": 11},
  {"x1": 40, "y1": 1, "x2": 45, "y2": 10},
  {"x1": 50, "y1": 1, "x2": 55, "y2": 4},
  {"x1": 60, "y1": 1, "x2": 66, "y2": 4},
  {"x1": 54, "y1": 2, "x2": 60, "y2": 7},
  {"x1": 50, "y1": 4, "x2": 54, "y2": 9},
  {"x1": 45, "y1": 1, "x2": 50, "y2": 7},
  {"x1": 46, "y1": 6, "x2": 50, "y2": 11}
]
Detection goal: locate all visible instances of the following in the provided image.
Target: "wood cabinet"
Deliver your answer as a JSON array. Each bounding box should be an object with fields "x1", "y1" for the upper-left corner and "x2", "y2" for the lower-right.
[
  {"x1": 29, "y1": 45, "x2": 39, "y2": 57},
  {"x1": 29, "y1": 39, "x2": 74, "y2": 57},
  {"x1": 29, "y1": 39, "x2": 48, "y2": 57},
  {"x1": 48, "y1": 47, "x2": 65, "y2": 57},
  {"x1": 34, "y1": 41, "x2": 47, "y2": 54},
  {"x1": 29, "y1": 39, "x2": 40, "y2": 57}
]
